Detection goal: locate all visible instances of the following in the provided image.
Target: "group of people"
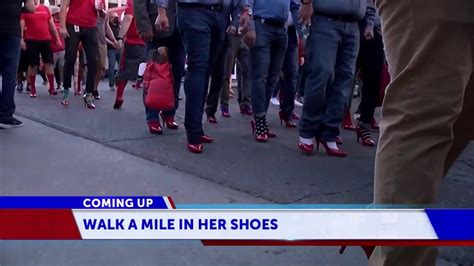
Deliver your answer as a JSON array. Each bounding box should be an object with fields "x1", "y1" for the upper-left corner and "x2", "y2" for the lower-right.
[{"x1": 1, "y1": 1, "x2": 473, "y2": 266}]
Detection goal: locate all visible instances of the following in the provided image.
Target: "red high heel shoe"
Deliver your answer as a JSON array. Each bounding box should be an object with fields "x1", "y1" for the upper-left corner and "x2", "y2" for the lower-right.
[
  {"x1": 371, "y1": 118, "x2": 379, "y2": 130},
  {"x1": 356, "y1": 126, "x2": 375, "y2": 146},
  {"x1": 251, "y1": 120, "x2": 268, "y2": 143},
  {"x1": 342, "y1": 110, "x2": 356, "y2": 131},
  {"x1": 317, "y1": 140, "x2": 348, "y2": 157},
  {"x1": 113, "y1": 99, "x2": 124, "y2": 109},
  {"x1": 279, "y1": 111, "x2": 297, "y2": 128},
  {"x1": 148, "y1": 121, "x2": 163, "y2": 135},
  {"x1": 48, "y1": 89, "x2": 58, "y2": 96},
  {"x1": 188, "y1": 143, "x2": 203, "y2": 154},
  {"x1": 200, "y1": 135, "x2": 213, "y2": 143},
  {"x1": 162, "y1": 115, "x2": 179, "y2": 130},
  {"x1": 221, "y1": 106, "x2": 231, "y2": 118},
  {"x1": 207, "y1": 115, "x2": 218, "y2": 124},
  {"x1": 239, "y1": 104, "x2": 253, "y2": 116},
  {"x1": 298, "y1": 141, "x2": 314, "y2": 155},
  {"x1": 291, "y1": 112, "x2": 300, "y2": 120}
]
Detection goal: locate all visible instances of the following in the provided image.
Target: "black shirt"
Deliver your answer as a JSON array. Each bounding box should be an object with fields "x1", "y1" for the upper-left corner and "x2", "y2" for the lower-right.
[{"x1": 0, "y1": 0, "x2": 26, "y2": 36}]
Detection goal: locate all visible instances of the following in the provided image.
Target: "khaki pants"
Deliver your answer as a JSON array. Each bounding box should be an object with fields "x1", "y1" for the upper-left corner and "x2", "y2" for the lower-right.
[{"x1": 371, "y1": 0, "x2": 473, "y2": 265}]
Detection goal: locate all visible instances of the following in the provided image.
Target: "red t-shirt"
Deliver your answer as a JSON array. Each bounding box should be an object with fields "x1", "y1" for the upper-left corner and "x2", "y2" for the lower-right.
[
  {"x1": 67, "y1": 0, "x2": 102, "y2": 28},
  {"x1": 125, "y1": 0, "x2": 145, "y2": 46},
  {"x1": 21, "y1": 5, "x2": 52, "y2": 41},
  {"x1": 51, "y1": 21, "x2": 64, "y2": 52}
]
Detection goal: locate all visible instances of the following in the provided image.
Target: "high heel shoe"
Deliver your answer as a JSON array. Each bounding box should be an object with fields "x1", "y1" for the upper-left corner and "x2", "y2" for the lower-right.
[
  {"x1": 29, "y1": 87, "x2": 37, "y2": 98},
  {"x1": 279, "y1": 111, "x2": 297, "y2": 128},
  {"x1": 188, "y1": 143, "x2": 203, "y2": 154},
  {"x1": 239, "y1": 104, "x2": 253, "y2": 116},
  {"x1": 316, "y1": 140, "x2": 348, "y2": 157},
  {"x1": 207, "y1": 114, "x2": 218, "y2": 124},
  {"x1": 298, "y1": 140, "x2": 314, "y2": 155},
  {"x1": 48, "y1": 89, "x2": 58, "y2": 96},
  {"x1": 83, "y1": 93, "x2": 96, "y2": 109},
  {"x1": 148, "y1": 121, "x2": 163, "y2": 135},
  {"x1": 251, "y1": 119, "x2": 268, "y2": 143},
  {"x1": 200, "y1": 135, "x2": 213, "y2": 143},
  {"x1": 336, "y1": 136, "x2": 343, "y2": 145},
  {"x1": 221, "y1": 106, "x2": 231, "y2": 118},
  {"x1": 342, "y1": 110, "x2": 356, "y2": 131},
  {"x1": 162, "y1": 115, "x2": 179, "y2": 130},
  {"x1": 61, "y1": 89, "x2": 69, "y2": 107},
  {"x1": 263, "y1": 118, "x2": 277, "y2": 138},
  {"x1": 113, "y1": 99, "x2": 124, "y2": 109},
  {"x1": 356, "y1": 125, "x2": 375, "y2": 146}
]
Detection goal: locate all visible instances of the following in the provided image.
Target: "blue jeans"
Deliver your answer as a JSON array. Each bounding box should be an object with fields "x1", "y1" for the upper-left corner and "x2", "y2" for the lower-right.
[
  {"x1": 0, "y1": 34, "x2": 21, "y2": 118},
  {"x1": 107, "y1": 48, "x2": 120, "y2": 87},
  {"x1": 144, "y1": 28, "x2": 186, "y2": 122},
  {"x1": 250, "y1": 21, "x2": 288, "y2": 117},
  {"x1": 279, "y1": 26, "x2": 298, "y2": 118},
  {"x1": 177, "y1": 6, "x2": 226, "y2": 144},
  {"x1": 299, "y1": 16, "x2": 360, "y2": 141}
]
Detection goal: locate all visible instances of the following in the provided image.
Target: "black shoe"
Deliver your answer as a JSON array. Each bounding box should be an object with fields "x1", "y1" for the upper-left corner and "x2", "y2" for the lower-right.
[{"x1": 0, "y1": 117, "x2": 23, "y2": 129}]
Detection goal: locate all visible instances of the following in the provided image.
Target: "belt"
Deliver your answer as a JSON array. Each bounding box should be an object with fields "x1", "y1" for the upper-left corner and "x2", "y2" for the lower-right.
[
  {"x1": 253, "y1": 16, "x2": 286, "y2": 28},
  {"x1": 177, "y1": 2, "x2": 223, "y2": 11},
  {"x1": 315, "y1": 13, "x2": 358, "y2": 23}
]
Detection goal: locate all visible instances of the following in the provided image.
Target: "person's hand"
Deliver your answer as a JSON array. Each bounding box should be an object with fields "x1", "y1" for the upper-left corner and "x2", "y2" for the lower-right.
[
  {"x1": 300, "y1": 57, "x2": 305, "y2": 66},
  {"x1": 59, "y1": 26, "x2": 69, "y2": 38},
  {"x1": 96, "y1": 2, "x2": 105, "y2": 10},
  {"x1": 299, "y1": 2, "x2": 313, "y2": 25},
  {"x1": 363, "y1": 27, "x2": 374, "y2": 40},
  {"x1": 243, "y1": 30, "x2": 256, "y2": 48},
  {"x1": 226, "y1": 25, "x2": 237, "y2": 36},
  {"x1": 155, "y1": 8, "x2": 169, "y2": 32},
  {"x1": 116, "y1": 39, "x2": 124, "y2": 50},
  {"x1": 239, "y1": 12, "x2": 251, "y2": 34},
  {"x1": 56, "y1": 39, "x2": 62, "y2": 49},
  {"x1": 21, "y1": 39, "x2": 27, "y2": 50},
  {"x1": 139, "y1": 31, "x2": 154, "y2": 43}
]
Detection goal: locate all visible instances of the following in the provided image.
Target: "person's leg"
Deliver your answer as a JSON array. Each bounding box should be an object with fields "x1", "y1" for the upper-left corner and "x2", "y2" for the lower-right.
[
  {"x1": 279, "y1": 39, "x2": 298, "y2": 119},
  {"x1": 319, "y1": 21, "x2": 359, "y2": 142},
  {"x1": 177, "y1": 7, "x2": 214, "y2": 145},
  {"x1": 107, "y1": 48, "x2": 116, "y2": 88},
  {"x1": 81, "y1": 27, "x2": 99, "y2": 95},
  {"x1": 162, "y1": 30, "x2": 185, "y2": 118},
  {"x1": 63, "y1": 25, "x2": 81, "y2": 93},
  {"x1": 370, "y1": 0, "x2": 473, "y2": 265},
  {"x1": 0, "y1": 35, "x2": 21, "y2": 120},
  {"x1": 40, "y1": 41, "x2": 56, "y2": 94},
  {"x1": 205, "y1": 40, "x2": 228, "y2": 118},
  {"x1": 26, "y1": 40, "x2": 40, "y2": 96},
  {"x1": 237, "y1": 42, "x2": 251, "y2": 107},
  {"x1": 298, "y1": 17, "x2": 339, "y2": 140},
  {"x1": 93, "y1": 44, "x2": 107, "y2": 96},
  {"x1": 359, "y1": 32, "x2": 384, "y2": 124},
  {"x1": 219, "y1": 37, "x2": 236, "y2": 109}
]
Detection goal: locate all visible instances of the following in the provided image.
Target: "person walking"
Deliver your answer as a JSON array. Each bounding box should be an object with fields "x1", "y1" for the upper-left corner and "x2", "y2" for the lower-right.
[
  {"x1": 134, "y1": 0, "x2": 184, "y2": 135},
  {"x1": 59, "y1": 0, "x2": 105, "y2": 108},
  {"x1": 50, "y1": 6, "x2": 65, "y2": 92},
  {"x1": 297, "y1": 0, "x2": 375, "y2": 157},
  {"x1": 112, "y1": 0, "x2": 146, "y2": 110},
  {"x1": 0, "y1": 0, "x2": 35, "y2": 129},
  {"x1": 107, "y1": 13, "x2": 121, "y2": 91},
  {"x1": 20, "y1": 0, "x2": 62, "y2": 98},
  {"x1": 369, "y1": 0, "x2": 474, "y2": 265},
  {"x1": 151, "y1": 0, "x2": 251, "y2": 153},
  {"x1": 242, "y1": 0, "x2": 299, "y2": 143}
]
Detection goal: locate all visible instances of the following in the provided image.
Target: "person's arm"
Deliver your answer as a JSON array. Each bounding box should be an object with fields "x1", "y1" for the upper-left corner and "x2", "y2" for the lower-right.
[
  {"x1": 134, "y1": 0, "x2": 154, "y2": 35},
  {"x1": 24, "y1": 0, "x2": 35, "y2": 13},
  {"x1": 20, "y1": 18, "x2": 27, "y2": 50},
  {"x1": 59, "y1": 0, "x2": 70, "y2": 38},
  {"x1": 363, "y1": 0, "x2": 376, "y2": 39},
  {"x1": 105, "y1": 15, "x2": 118, "y2": 45},
  {"x1": 290, "y1": 0, "x2": 303, "y2": 38},
  {"x1": 116, "y1": 13, "x2": 133, "y2": 49},
  {"x1": 48, "y1": 18, "x2": 61, "y2": 44}
]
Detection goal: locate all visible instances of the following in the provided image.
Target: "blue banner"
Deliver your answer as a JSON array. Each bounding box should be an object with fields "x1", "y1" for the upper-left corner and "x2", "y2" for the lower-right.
[
  {"x1": 0, "y1": 196, "x2": 168, "y2": 209},
  {"x1": 426, "y1": 209, "x2": 474, "y2": 240}
]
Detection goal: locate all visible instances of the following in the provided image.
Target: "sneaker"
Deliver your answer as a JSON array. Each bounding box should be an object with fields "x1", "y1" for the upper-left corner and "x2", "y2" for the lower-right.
[
  {"x1": 0, "y1": 117, "x2": 23, "y2": 129},
  {"x1": 270, "y1": 97, "x2": 280, "y2": 106}
]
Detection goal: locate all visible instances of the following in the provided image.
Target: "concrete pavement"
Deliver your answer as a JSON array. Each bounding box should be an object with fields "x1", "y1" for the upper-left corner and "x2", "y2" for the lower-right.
[{"x1": 1, "y1": 80, "x2": 473, "y2": 265}]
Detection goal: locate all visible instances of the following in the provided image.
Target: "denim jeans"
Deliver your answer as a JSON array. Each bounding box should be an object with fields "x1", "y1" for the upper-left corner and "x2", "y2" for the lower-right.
[
  {"x1": 279, "y1": 26, "x2": 298, "y2": 118},
  {"x1": 250, "y1": 21, "x2": 288, "y2": 117},
  {"x1": 177, "y1": 6, "x2": 227, "y2": 144},
  {"x1": 299, "y1": 16, "x2": 360, "y2": 141},
  {"x1": 0, "y1": 34, "x2": 21, "y2": 118},
  {"x1": 144, "y1": 28, "x2": 186, "y2": 122},
  {"x1": 107, "y1": 48, "x2": 120, "y2": 87},
  {"x1": 205, "y1": 36, "x2": 228, "y2": 116}
]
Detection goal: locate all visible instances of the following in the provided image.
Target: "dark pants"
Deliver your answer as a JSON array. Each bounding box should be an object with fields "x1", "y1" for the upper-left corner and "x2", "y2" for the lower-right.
[
  {"x1": 0, "y1": 34, "x2": 21, "y2": 118},
  {"x1": 221, "y1": 36, "x2": 251, "y2": 107},
  {"x1": 299, "y1": 16, "x2": 359, "y2": 141},
  {"x1": 205, "y1": 36, "x2": 229, "y2": 116},
  {"x1": 250, "y1": 21, "x2": 288, "y2": 117},
  {"x1": 107, "y1": 48, "x2": 120, "y2": 87},
  {"x1": 357, "y1": 31, "x2": 384, "y2": 124},
  {"x1": 297, "y1": 61, "x2": 309, "y2": 97},
  {"x1": 145, "y1": 28, "x2": 185, "y2": 122},
  {"x1": 177, "y1": 6, "x2": 227, "y2": 144},
  {"x1": 279, "y1": 26, "x2": 298, "y2": 118},
  {"x1": 63, "y1": 24, "x2": 99, "y2": 94}
]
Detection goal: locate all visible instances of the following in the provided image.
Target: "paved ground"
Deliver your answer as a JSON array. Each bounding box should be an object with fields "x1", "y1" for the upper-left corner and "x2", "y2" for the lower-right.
[{"x1": 1, "y1": 80, "x2": 473, "y2": 265}]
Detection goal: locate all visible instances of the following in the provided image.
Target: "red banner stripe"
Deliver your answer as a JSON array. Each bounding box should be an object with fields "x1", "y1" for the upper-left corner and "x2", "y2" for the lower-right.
[
  {"x1": 0, "y1": 209, "x2": 82, "y2": 240},
  {"x1": 201, "y1": 240, "x2": 474, "y2": 246}
]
